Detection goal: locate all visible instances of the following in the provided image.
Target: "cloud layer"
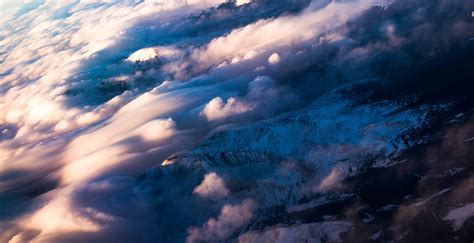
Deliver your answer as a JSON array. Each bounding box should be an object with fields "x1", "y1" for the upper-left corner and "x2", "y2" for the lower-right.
[{"x1": 0, "y1": 0, "x2": 472, "y2": 242}]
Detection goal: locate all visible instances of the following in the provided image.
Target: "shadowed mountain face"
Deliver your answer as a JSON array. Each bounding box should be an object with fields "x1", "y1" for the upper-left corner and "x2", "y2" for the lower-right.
[{"x1": 0, "y1": 0, "x2": 473, "y2": 242}]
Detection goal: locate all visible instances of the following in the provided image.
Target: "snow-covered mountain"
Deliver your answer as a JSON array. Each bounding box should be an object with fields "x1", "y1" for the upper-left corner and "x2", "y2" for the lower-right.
[{"x1": 140, "y1": 80, "x2": 470, "y2": 242}]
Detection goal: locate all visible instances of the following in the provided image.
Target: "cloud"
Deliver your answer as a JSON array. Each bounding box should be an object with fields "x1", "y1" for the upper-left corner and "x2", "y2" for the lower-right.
[
  {"x1": 1, "y1": 0, "x2": 473, "y2": 242},
  {"x1": 201, "y1": 76, "x2": 285, "y2": 121},
  {"x1": 315, "y1": 164, "x2": 349, "y2": 192},
  {"x1": 191, "y1": 0, "x2": 391, "y2": 71},
  {"x1": 134, "y1": 118, "x2": 176, "y2": 142},
  {"x1": 267, "y1": 52, "x2": 281, "y2": 65},
  {"x1": 0, "y1": 1, "x2": 402, "y2": 240},
  {"x1": 201, "y1": 97, "x2": 254, "y2": 121},
  {"x1": 187, "y1": 199, "x2": 255, "y2": 242},
  {"x1": 14, "y1": 187, "x2": 101, "y2": 242},
  {"x1": 193, "y1": 172, "x2": 230, "y2": 199}
]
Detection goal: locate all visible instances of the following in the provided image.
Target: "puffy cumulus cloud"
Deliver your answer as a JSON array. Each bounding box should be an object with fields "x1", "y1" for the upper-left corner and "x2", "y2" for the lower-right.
[
  {"x1": 201, "y1": 97, "x2": 254, "y2": 121},
  {"x1": 201, "y1": 76, "x2": 286, "y2": 121},
  {"x1": 193, "y1": 172, "x2": 230, "y2": 199},
  {"x1": 187, "y1": 199, "x2": 256, "y2": 242},
  {"x1": 267, "y1": 52, "x2": 281, "y2": 65}
]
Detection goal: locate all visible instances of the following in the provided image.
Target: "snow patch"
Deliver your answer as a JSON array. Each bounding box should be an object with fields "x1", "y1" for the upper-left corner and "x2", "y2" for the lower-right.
[
  {"x1": 368, "y1": 230, "x2": 382, "y2": 241},
  {"x1": 235, "y1": 0, "x2": 251, "y2": 7},
  {"x1": 127, "y1": 46, "x2": 183, "y2": 63},
  {"x1": 443, "y1": 203, "x2": 474, "y2": 230},
  {"x1": 239, "y1": 221, "x2": 352, "y2": 243}
]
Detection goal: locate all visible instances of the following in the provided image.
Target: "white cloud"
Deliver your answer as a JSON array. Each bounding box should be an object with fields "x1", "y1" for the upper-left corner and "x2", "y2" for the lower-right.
[
  {"x1": 267, "y1": 52, "x2": 280, "y2": 64},
  {"x1": 200, "y1": 76, "x2": 281, "y2": 121},
  {"x1": 187, "y1": 199, "x2": 255, "y2": 242},
  {"x1": 192, "y1": 0, "x2": 391, "y2": 71},
  {"x1": 134, "y1": 118, "x2": 176, "y2": 142},
  {"x1": 201, "y1": 96, "x2": 254, "y2": 121},
  {"x1": 193, "y1": 172, "x2": 230, "y2": 199},
  {"x1": 16, "y1": 187, "x2": 100, "y2": 241}
]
